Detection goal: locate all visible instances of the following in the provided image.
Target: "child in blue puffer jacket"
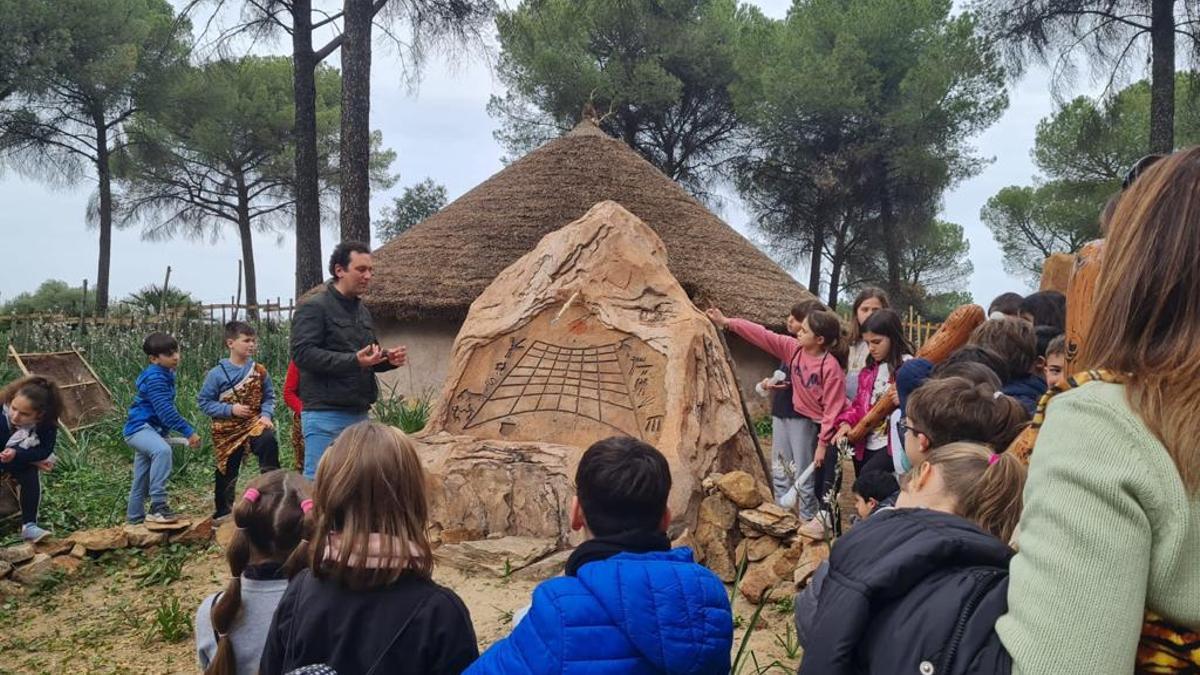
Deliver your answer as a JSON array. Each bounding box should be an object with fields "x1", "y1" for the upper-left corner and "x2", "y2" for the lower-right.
[{"x1": 467, "y1": 436, "x2": 733, "y2": 675}]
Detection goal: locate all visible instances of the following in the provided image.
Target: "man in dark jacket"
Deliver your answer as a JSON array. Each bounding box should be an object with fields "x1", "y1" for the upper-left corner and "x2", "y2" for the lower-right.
[
  {"x1": 291, "y1": 241, "x2": 405, "y2": 477},
  {"x1": 798, "y1": 509, "x2": 1013, "y2": 675}
]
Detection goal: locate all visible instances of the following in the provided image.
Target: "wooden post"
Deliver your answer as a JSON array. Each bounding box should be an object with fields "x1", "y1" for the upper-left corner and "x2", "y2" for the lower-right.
[
  {"x1": 79, "y1": 279, "x2": 88, "y2": 333},
  {"x1": 234, "y1": 259, "x2": 243, "y2": 321},
  {"x1": 160, "y1": 266, "x2": 172, "y2": 317}
]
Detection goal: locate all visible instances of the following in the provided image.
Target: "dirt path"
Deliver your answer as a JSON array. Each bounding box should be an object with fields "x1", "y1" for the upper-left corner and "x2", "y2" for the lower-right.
[{"x1": 0, "y1": 546, "x2": 799, "y2": 674}]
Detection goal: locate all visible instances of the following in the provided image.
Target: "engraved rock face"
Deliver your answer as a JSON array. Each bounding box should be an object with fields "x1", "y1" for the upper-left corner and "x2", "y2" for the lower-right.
[{"x1": 420, "y1": 201, "x2": 765, "y2": 543}]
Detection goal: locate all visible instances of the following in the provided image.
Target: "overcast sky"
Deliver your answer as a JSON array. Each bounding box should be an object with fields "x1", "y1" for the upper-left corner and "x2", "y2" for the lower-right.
[{"x1": 0, "y1": 0, "x2": 1097, "y2": 309}]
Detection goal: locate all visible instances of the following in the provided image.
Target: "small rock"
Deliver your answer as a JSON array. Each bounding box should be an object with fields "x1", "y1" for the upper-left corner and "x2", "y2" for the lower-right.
[
  {"x1": 693, "y1": 522, "x2": 736, "y2": 582},
  {"x1": 440, "y1": 528, "x2": 484, "y2": 545},
  {"x1": 701, "y1": 473, "x2": 723, "y2": 494},
  {"x1": 698, "y1": 494, "x2": 738, "y2": 531},
  {"x1": 50, "y1": 555, "x2": 83, "y2": 576},
  {"x1": 737, "y1": 508, "x2": 800, "y2": 538},
  {"x1": 70, "y1": 544, "x2": 88, "y2": 559},
  {"x1": 0, "y1": 579, "x2": 24, "y2": 598},
  {"x1": 70, "y1": 527, "x2": 128, "y2": 552},
  {"x1": 171, "y1": 517, "x2": 214, "y2": 545},
  {"x1": 738, "y1": 560, "x2": 781, "y2": 604},
  {"x1": 747, "y1": 536, "x2": 781, "y2": 563},
  {"x1": 12, "y1": 553, "x2": 55, "y2": 585},
  {"x1": 434, "y1": 536, "x2": 558, "y2": 577},
  {"x1": 0, "y1": 543, "x2": 34, "y2": 565},
  {"x1": 772, "y1": 540, "x2": 806, "y2": 579},
  {"x1": 755, "y1": 502, "x2": 793, "y2": 520},
  {"x1": 123, "y1": 524, "x2": 166, "y2": 548},
  {"x1": 715, "y1": 471, "x2": 763, "y2": 509},
  {"x1": 793, "y1": 542, "x2": 830, "y2": 588},
  {"x1": 34, "y1": 539, "x2": 72, "y2": 557},
  {"x1": 215, "y1": 521, "x2": 238, "y2": 549},
  {"x1": 0, "y1": 560, "x2": 11, "y2": 579},
  {"x1": 511, "y1": 549, "x2": 573, "y2": 581}
]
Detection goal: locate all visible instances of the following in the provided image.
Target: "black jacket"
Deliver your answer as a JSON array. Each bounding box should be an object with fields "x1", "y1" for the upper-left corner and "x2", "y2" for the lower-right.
[
  {"x1": 0, "y1": 413, "x2": 57, "y2": 466},
  {"x1": 290, "y1": 282, "x2": 396, "y2": 413},
  {"x1": 799, "y1": 509, "x2": 1013, "y2": 675},
  {"x1": 259, "y1": 568, "x2": 478, "y2": 674}
]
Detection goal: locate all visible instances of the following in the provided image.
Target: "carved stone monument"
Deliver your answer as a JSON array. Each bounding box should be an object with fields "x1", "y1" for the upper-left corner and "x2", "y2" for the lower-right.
[{"x1": 418, "y1": 200, "x2": 767, "y2": 546}]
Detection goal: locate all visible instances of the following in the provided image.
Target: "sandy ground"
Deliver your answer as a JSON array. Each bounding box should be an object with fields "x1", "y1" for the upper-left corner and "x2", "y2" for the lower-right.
[{"x1": 0, "y1": 543, "x2": 800, "y2": 674}]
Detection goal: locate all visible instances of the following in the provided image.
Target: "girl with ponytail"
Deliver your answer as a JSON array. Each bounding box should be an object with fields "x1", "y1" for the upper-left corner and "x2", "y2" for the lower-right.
[
  {"x1": 195, "y1": 470, "x2": 311, "y2": 675},
  {"x1": 797, "y1": 443, "x2": 1027, "y2": 674}
]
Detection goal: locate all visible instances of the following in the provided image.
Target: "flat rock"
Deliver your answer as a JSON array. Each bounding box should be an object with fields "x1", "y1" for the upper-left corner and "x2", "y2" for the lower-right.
[
  {"x1": 511, "y1": 549, "x2": 573, "y2": 582},
  {"x1": 434, "y1": 536, "x2": 558, "y2": 577},
  {"x1": 69, "y1": 527, "x2": 128, "y2": 552},
  {"x1": 735, "y1": 535, "x2": 780, "y2": 564},
  {"x1": 33, "y1": 539, "x2": 72, "y2": 557},
  {"x1": 693, "y1": 521, "x2": 736, "y2": 582},
  {"x1": 0, "y1": 560, "x2": 11, "y2": 579},
  {"x1": 738, "y1": 560, "x2": 781, "y2": 604},
  {"x1": 0, "y1": 543, "x2": 34, "y2": 565},
  {"x1": 123, "y1": 524, "x2": 167, "y2": 548},
  {"x1": 439, "y1": 527, "x2": 485, "y2": 546},
  {"x1": 12, "y1": 553, "x2": 55, "y2": 585},
  {"x1": 716, "y1": 471, "x2": 762, "y2": 509},
  {"x1": 793, "y1": 542, "x2": 830, "y2": 588},
  {"x1": 70, "y1": 544, "x2": 88, "y2": 559},
  {"x1": 737, "y1": 508, "x2": 800, "y2": 538},
  {"x1": 170, "y1": 517, "x2": 214, "y2": 545}
]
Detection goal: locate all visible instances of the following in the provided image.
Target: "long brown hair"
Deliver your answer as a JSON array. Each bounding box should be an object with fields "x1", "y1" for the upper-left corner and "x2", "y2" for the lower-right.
[
  {"x1": 207, "y1": 470, "x2": 311, "y2": 675},
  {"x1": 1080, "y1": 146, "x2": 1200, "y2": 493},
  {"x1": 1, "y1": 376, "x2": 63, "y2": 430},
  {"x1": 918, "y1": 442, "x2": 1027, "y2": 543},
  {"x1": 907, "y1": 376, "x2": 1028, "y2": 450},
  {"x1": 848, "y1": 287, "x2": 890, "y2": 344},
  {"x1": 806, "y1": 310, "x2": 848, "y2": 369},
  {"x1": 309, "y1": 422, "x2": 434, "y2": 590}
]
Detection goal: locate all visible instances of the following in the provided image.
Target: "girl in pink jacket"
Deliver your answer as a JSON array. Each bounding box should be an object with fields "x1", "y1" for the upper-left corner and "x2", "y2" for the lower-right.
[
  {"x1": 833, "y1": 309, "x2": 912, "y2": 477},
  {"x1": 706, "y1": 305, "x2": 847, "y2": 541}
]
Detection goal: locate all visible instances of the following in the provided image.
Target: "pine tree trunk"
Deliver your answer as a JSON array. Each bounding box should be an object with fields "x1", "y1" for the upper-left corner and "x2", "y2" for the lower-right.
[
  {"x1": 94, "y1": 117, "x2": 112, "y2": 315},
  {"x1": 808, "y1": 219, "x2": 824, "y2": 298},
  {"x1": 292, "y1": 0, "x2": 325, "y2": 298},
  {"x1": 1149, "y1": 0, "x2": 1176, "y2": 154},
  {"x1": 339, "y1": 0, "x2": 374, "y2": 245},
  {"x1": 826, "y1": 216, "x2": 848, "y2": 310},
  {"x1": 879, "y1": 184, "x2": 902, "y2": 301},
  {"x1": 234, "y1": 171, "x2": 260, "y2": 320}
]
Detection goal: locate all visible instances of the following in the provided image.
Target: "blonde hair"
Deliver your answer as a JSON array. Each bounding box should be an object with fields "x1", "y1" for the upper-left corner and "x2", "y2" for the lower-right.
[
  {"x1": 309, "y1": 422, "x2": 434, "y2": 589},
  {"x1": 914, "y1": 442, "x2": 1026, "y2": 543},
  {"x1": 1081, "y1": 147, "x2": 1200, "y2": 493}
]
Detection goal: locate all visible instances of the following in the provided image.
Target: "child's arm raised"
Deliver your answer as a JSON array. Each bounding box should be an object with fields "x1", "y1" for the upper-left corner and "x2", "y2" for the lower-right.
[{"x1": 716, "y1": 315, "x2": 798, "y2": 363}]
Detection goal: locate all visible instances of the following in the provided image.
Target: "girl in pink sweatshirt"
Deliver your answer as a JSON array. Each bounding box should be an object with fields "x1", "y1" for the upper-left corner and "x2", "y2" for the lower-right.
[{"x1": 706, "y1": 306, "x2": 847, "y2": 541}]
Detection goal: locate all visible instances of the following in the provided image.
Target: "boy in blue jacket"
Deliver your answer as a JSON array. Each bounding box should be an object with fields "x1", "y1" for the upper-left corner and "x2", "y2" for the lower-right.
[
  {"x1": 124, "y1": 333, "x2": 199, "y2": 524},
  {"x1": 467, "y1": 436, "x2": 733, "y2": 675},
  {"x1": 197, "y1": 321, "x2": 280, "y2": 521}
]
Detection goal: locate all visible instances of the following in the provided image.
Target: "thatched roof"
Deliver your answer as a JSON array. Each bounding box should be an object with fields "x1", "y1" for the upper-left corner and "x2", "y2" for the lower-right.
[{"x1": 365, "y1": 120, "x2": 812, "y2": 328}]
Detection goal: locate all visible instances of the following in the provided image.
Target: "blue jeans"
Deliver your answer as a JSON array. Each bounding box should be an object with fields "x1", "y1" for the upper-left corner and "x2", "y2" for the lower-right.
[
  {"x1": 302, "y1": 410, "x2": 368, "y2": 479},
  {"x1": 126, "y1": 425, "x2": 173, "y2": 521}
]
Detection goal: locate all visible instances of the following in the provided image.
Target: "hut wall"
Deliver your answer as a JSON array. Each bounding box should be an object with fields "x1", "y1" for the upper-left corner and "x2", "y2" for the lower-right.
[
  {"x1": 375, "y1": 317, "x2": 773, "y2": 419},
  {"x1": 374, "y1": 318, "x2": 459, "y2": 401}
]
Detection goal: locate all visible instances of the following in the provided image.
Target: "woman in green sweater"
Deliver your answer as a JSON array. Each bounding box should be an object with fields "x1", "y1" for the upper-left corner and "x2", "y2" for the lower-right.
[{"x1": 996, "y1": 148, "x2": 1200, "y2": 673}]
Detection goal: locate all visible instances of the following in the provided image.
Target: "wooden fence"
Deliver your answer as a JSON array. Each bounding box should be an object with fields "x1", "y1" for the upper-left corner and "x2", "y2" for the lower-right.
[
  {"x1": 903, "y1": 307, "x2": 941, "y2": 350},
  {"x1": 0, "y1": 300, "x2": 298, "y2": 327}
]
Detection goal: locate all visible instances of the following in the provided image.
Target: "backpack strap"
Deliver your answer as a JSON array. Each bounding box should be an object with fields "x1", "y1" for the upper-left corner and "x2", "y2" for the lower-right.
[{"x1": 363, "y1": 594, "x2": 434, "y2": 675}]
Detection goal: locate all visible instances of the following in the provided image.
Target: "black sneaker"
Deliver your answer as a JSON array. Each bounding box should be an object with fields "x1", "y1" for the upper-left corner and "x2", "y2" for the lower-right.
[
  {"x1": 146, "y1": 504, "x2": 178, "y2": 524},
  {"x1": 211, "y1": 510, "x2": 232, "y2": 524}
]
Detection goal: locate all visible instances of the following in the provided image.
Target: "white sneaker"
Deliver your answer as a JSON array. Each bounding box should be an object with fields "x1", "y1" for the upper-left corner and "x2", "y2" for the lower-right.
[{"x1": 21, "y1": 523, "x2": 51, "y2": 544}]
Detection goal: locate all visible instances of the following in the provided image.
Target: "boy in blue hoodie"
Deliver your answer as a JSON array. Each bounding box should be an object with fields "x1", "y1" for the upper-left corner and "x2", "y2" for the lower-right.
[
  {"x1": 124, "y1": 333, "x2": 199, "y2": 524},
  {"x1": 467, "y1": 436, "x2": 733, "y2": 674},
  {"x1": 197, "y1": 321, "x2": 280, "y2": 521}
]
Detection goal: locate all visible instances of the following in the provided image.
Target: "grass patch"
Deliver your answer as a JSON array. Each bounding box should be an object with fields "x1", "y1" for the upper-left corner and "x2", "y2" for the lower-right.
[{"x1": 150, "y1": 596, "x2": 192, "y2": 643}]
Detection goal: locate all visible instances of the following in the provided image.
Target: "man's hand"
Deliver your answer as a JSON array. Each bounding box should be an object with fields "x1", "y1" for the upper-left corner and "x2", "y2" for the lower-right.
[
  {"x1": 231, "y1": 404, "x2": 253, "y2": 419},
  {"x1": 188, "y1": 433, "x2": 201, "y2": 449},
  {"x1": 385, "y1": 346, "x2": 407, "y2": 367},
  {"x1": 0, "y1": 448, "x2": 14, "y2": 463},
  {"x1": 258, "y1": 416, "x2": 275, "y2": 431},
  {"x1": 356, "y1": 344, "x2": 386, "y2": 368},
  {"x1": 704, "y1": 307, "x2": 729, "y2": 329}
]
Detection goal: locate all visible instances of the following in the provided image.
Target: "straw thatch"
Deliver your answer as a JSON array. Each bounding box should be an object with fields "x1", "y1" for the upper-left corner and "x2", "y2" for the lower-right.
[{"x1": 364, "y1": 120, "x2": 812, "y2": 328}]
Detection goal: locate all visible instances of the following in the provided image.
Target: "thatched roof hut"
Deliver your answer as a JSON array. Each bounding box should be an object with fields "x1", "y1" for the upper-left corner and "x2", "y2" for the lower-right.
[{"x1": 366, "y1": 120, "x2": 815, "y2": 409}]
